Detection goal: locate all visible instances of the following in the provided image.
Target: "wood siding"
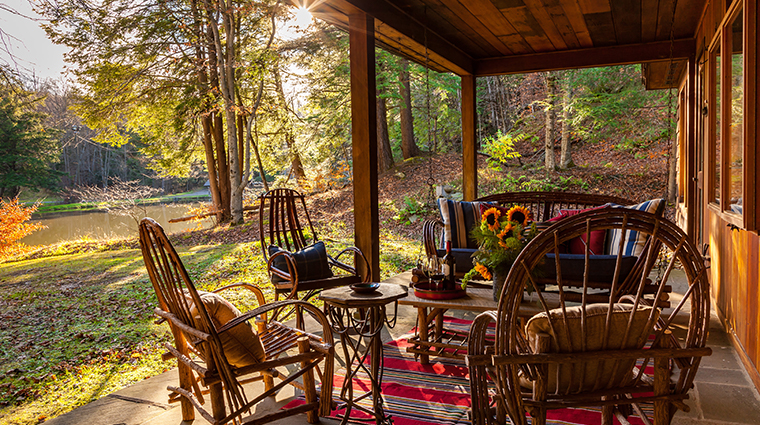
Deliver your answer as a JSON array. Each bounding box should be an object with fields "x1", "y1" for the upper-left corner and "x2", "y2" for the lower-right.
[{"x1": 696, "y1": 0, "x2": 760, "y2": 390}]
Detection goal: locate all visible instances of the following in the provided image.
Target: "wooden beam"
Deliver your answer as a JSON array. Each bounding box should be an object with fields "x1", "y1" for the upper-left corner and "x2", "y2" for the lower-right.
[
  {"x1": 461, "y1": 75, "x2": 477, "y2": 201},
  {"x1": 349, "y1": 12, "x2": 379, "y2": 282},
  {"x1": 326, "y1": 0, "x2": 474, "y2": 75},
  {"x1": 475, "y1": 38, "x2": 696, "y2": 76},
  {"x1": 748, "y1": 0, "x2": 758, "y2": 232}
]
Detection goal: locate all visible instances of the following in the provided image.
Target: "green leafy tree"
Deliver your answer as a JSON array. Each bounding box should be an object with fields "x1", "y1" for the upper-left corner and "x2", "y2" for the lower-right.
[{"x1": 0, "y1": 77, "x2": 61, "y2": 198}]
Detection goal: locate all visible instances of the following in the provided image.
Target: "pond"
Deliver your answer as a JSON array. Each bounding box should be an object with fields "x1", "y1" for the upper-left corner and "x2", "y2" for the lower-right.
[{"x1": 22, "y1": 203, "x2": 214, "y2": 246}]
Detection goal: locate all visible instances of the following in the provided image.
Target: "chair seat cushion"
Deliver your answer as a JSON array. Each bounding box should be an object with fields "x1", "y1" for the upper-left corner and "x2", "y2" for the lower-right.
[
  {"x1": 190, "y1": 291, "x2": 266, "y2": 368},
  {"x1": 524, "y1": 303, "x2": 658, "y2": 393},
  {"x1": 543, "y1": 253, "x2": 638, "y2": 285},
  {"x1": 268, "y1": 241, "x2": 334, "y2": 283},
  {"x1": 435, "y1": 248, "x2": 476, "y2": 274}
]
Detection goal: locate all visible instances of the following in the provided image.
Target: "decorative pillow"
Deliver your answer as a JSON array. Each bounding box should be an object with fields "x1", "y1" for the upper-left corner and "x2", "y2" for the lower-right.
[
  {"x1": 548, "y1": 206, "x2": 609, "y2": 255},
  {"x1": 189, "y1": 291, "x2": 266, "y2": 368},
  {"x1": 437, "y1": 199, "x2": 488, "y2": 249},
  {"x1": 543, "y1": 253, "x2": 638, "y2": 284},
  {"x1": 525, "y1": 303, "x2": 658, "y2": 393},
  {"x1": 268, "y1": 241, "x2": 333, "y2": 283},
  {"x1": 606, "y1": 199, "x2": 665, "y2": 256}
]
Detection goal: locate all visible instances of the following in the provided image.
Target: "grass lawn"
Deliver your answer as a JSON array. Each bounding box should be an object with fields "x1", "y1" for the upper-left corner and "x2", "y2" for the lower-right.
[{"x1": 0, "y1": 229, "x2": 418, "y2": 424}]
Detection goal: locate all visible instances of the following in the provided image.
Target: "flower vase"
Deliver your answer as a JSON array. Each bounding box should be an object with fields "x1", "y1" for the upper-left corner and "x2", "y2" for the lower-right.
[{"x1": 492, "y1": 269, "x2": 507, "y2": 302}]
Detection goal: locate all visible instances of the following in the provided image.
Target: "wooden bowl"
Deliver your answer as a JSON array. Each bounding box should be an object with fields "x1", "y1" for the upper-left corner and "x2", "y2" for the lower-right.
[{"x1": 350, "y1": 282, "x2": 380, "y2": 294}]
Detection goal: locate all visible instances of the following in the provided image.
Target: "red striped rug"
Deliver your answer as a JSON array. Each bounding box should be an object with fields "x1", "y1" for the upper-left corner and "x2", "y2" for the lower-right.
[{"x1": 287, "y1": 316, "x2": 650, "y2": 425}]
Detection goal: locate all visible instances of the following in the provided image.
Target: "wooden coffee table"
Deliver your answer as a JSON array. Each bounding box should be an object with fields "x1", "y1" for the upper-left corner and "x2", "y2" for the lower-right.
[{"x1": 398, "y1": 285, "x2": 552, "y2": 364}]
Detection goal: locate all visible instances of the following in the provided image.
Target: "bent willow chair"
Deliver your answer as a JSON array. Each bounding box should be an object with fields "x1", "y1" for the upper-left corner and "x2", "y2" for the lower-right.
[
  {"x1": 258, "y1": 188, "x2": 370, "y2": 301},
  {"x1": 467, "y1": 208, "x2": 712, "y2": 425},
  {"x1": 139, "y1": 218, "x2": 334, "y2": 425}
]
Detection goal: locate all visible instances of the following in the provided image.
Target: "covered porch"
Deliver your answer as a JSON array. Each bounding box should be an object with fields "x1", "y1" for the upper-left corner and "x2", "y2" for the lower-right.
[
  {"x1": 43, "y1": 271, "x2": 760, "y2": 424},
  {"x1": 296, "y1": 0, "x2": 760, "y2": 397}
]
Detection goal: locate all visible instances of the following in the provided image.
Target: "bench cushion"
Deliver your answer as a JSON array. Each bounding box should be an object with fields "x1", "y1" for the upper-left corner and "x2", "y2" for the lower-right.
[
  {"x1": 437, "y1": 199, "x2": 488, "y2": 249},
  {"x1": 607, "y1": 199, "x2": 665, "y2": 256},
  {"x1": 544, "y1": 253, "x2": 637, "y2": 284}
]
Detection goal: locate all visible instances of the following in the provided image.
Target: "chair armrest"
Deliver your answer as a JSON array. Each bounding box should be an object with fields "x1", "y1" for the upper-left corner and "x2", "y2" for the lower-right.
[
  {"x1": 267, "y1": 250, "x2": 298, "y2": 282},
  {"x1": 330, "y1": 246, "x2": 371, "y2": 282},
  {"x1": 221, "y1": 299, "x2": 334, "y2": 343},
  {"x1": 212, "y1": 282, "x2": 268, "y2": 321},
  {"x1": 422, "y1": 218, "x2": 444, "y2": 259}
]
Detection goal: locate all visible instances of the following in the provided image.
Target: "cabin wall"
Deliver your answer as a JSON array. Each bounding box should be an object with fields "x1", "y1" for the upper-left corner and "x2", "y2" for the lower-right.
[{"x1": 693, "y1": 0, "x2": 760, "y2": 390}]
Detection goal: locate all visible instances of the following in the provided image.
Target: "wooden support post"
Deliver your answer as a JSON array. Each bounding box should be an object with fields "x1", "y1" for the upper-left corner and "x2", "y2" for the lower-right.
[
  {"x1": 461, "y1": 74, "x2": 478, "y2": 201},
  {"x1": 349, "y1": 11, "x2": 380, "y2": 282},
  {"x1": 257, "y1": 319, "x2": 275, "y2": 393},
  {"x1": 298, "y1": 337, "x2": 318, "y2": 424},
  {"x1": 173, "y1": 330, "x2": 196, "y2": 421},
  {"x1": 654, "y1": 331, "x2": 672, "y2": 424}
]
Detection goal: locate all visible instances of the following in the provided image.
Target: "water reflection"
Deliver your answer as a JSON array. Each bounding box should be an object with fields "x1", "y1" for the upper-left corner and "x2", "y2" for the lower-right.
[{"x1": 22, "y1": 203, "x2": 213, "y2": 246}]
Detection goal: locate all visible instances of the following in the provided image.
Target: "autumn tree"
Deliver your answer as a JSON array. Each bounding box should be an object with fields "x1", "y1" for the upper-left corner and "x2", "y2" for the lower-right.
[{"x1": 0, "y1": 197, "x2": 45, "y2": 260}]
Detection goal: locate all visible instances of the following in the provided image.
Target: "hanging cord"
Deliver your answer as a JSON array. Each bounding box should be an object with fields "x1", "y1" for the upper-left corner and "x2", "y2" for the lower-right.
[{"x1": 423, "y1": 6, "x2": 436, "y2": 201}]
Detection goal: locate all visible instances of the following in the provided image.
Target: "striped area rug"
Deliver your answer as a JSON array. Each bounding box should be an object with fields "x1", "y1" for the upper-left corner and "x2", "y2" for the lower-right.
[{"x1": 287, "y1": 316, "x2": 650, "y2": 425}]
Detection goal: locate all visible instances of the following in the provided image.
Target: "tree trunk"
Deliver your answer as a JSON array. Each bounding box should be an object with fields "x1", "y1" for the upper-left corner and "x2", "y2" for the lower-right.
[
  {"x1": 377, "y1": 96, "x2": 393, "y2": 171},
  {"x1": 398, "y1": 58, "x2": 420, "y2": 159},
  {"x1": 559, "y1": 78, "x2": 574, "y2": 169},
  {"x1": 205, "y1": 16, "x2": 231, "y2": 223},
  {"x1": 544, "y1": 72, "x2": 556, "y2": 172}
]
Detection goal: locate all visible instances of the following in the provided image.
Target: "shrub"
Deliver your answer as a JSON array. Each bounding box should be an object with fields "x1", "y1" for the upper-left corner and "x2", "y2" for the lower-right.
[{"x1": 0, "y1": 198, "x2": 46, "y2": 260}]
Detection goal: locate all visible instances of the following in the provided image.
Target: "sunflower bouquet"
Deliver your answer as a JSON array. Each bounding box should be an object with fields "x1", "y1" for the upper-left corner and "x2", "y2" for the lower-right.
[{"x1": 462, "y1": 204, "x2": 538, "y2": 284}]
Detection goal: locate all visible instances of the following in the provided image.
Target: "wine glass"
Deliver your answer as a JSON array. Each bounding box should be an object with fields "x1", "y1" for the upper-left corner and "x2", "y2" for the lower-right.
[{"x1": 427, "y1": 256, "x2": 443, "y2": 291}]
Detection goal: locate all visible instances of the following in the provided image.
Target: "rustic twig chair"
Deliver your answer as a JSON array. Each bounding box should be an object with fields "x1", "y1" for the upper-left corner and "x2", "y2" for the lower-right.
[
  {"x1": 139, "y1": 218, "x2": 335, "y2": 425},
  {"x1": 258, "y1": 188, "x2": 370, "y2": 301},
  {"x1": 467, "y1": 208, "x2": 711, "y2": 425}
]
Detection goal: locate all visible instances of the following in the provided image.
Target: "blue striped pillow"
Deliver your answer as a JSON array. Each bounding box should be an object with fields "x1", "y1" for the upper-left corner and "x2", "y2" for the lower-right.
[
  {"x1": 437, "y1": 199, "x2": 488, "y2": 249},
  {"x1": 606, "y1": 199, "x2": 665, "y2": 256}
]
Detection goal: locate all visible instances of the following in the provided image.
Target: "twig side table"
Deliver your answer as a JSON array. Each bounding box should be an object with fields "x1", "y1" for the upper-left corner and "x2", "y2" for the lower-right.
[{"x1": 319, "y1": 283, "x2": 408, "y2": 425}]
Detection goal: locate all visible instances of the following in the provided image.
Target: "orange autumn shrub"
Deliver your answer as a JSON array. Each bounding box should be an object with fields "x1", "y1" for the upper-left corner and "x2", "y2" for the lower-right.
[{"x1": 0, "y1": 197, "x2": 46, "y2": 260}]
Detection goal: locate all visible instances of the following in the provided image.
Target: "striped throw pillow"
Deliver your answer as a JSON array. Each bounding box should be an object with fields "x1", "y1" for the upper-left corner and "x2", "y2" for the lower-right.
[
  {"x1": 437, "y1": 199, "x2": 488, "y2": 249},
  {"x1": 606, "y1": 199, "x2": 665, "y2": 256}
]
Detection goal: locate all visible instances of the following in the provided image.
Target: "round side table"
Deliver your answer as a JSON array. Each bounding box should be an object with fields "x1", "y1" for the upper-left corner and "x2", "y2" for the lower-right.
[{"x1": 319, "y1": 283, "x2": 408, "y2": 425}]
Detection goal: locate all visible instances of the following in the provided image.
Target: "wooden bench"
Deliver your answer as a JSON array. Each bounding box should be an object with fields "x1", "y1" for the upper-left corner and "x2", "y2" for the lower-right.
[{"x1": 422, "y1": 191, "x2": 670, "y2": 306}]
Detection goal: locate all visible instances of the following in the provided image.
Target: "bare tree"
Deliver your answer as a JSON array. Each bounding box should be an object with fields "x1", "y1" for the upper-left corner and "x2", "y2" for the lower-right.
[
  {"x1": 71, "y1": 178, "x2": 161, "y2": 225},
  {"x1": 544, "y1": 72, "x2": 557, "y2": 171}
]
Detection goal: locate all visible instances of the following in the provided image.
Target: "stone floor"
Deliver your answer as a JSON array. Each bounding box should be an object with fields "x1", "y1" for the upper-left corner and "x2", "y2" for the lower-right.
[{"x1": 45, "y1": 273, "x2": 760, "y2": 425}]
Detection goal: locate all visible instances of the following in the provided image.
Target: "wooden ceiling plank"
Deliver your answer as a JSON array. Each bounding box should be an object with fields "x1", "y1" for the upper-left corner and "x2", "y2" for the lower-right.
[
  {"x1": 456, "y1": 0, "x2": 534, "y2": 53},
  {"x1": 341, "y1": 0, "x2": 474, "y2": 73},
  {"x1": 577, "y1": 0, "x2": 611, "y2": 14},
  {"x1": 656, "y1": 0, "x2": 677, "y2": 40},
  {"x1": 536, "y1": 0, "x2": 581, "y2": 49},
  {"x1": 422, "y1": 0, "x2": 505, "y2": 57},
  {"x1": 672, "y1": 0, "x2": 708, "y2": 39},
  {"x1": 641, "y1": 0, "x2": 660, "y2": 42},
  {"x1": 559, "y1": 0, "x2": 594, "y2": 47},
  {"x1": 584, "y1": 11, "x2": 617, "y2": 46},
  {"x1": 610, "y1": 0, "x2": 642, "y2": 45},
  {"x1": 475, "y1": 37, "x2": 695, "y2": 75},
  {"x1": 499, "y1": 5, "x2": 562, "y2": 51},
  {"x1": 432, "y1": 0, "x2": 516, "y2": 55}
]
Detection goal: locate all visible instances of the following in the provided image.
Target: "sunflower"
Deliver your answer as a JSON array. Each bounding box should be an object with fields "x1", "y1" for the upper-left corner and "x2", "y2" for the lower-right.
[
  {"x1": 474, "y1": 263, "x2": 491, "y2": 280},
  {"x1": 506, "y1": 205, "x2": 532, "y2": 227},
  {"x1": 497, "y1": 223, "x2": 515, "y2": 248},
  {"x1": 482, "y1": 207, "x2": 502, "y2": 232}
]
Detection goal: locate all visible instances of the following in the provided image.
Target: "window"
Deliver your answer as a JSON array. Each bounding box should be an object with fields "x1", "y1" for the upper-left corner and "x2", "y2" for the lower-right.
[
  {"x1": 727, "y1": 10, "x2": 743, "y2": 215},
  {"x1": 710, "y1": 44, "x2": 721, "y2": 204}
]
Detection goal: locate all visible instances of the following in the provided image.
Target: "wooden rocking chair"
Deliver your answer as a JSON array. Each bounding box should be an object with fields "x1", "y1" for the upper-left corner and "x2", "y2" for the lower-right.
[
  {"x1": 467, "y1": 208, "x2": 712, "y2": 425},
  {"x1": 258, "y1": 188, "x2": 370, "y2": 301},
  {"x1": 139, "y1": 218, "x2": 335, "y2": 425}
]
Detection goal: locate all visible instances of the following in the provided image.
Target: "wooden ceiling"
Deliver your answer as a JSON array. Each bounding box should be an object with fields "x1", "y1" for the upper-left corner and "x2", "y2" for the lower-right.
[{"x1": 299, "y1": 0, "x2": 708, "y2": 88}]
